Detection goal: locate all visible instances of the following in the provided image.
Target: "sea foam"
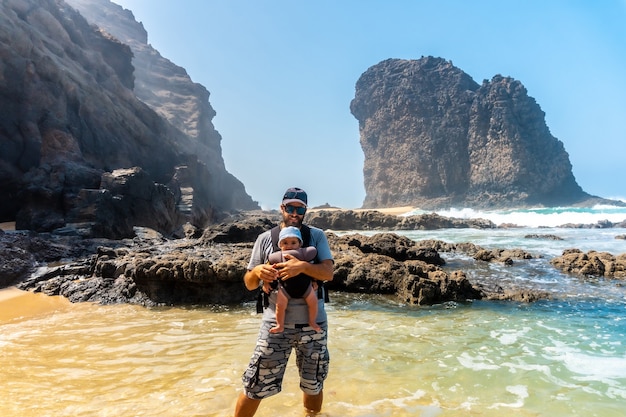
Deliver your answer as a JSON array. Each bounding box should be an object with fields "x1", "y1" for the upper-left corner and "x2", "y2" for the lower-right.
[{"x1": 405, "y1": 205, "x2": 626, "y2": 228}]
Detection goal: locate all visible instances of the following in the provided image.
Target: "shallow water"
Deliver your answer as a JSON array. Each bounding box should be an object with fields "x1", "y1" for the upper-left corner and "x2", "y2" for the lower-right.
[
  {"x1": 2, "y1": 288, "x2": 625, "y2": 417},
  {"x1": 345, "y1": 227, "x2": 626, "y2": 258},
  {"x1": 3, "y1": 220, "x2": 626, "y2": 416}
]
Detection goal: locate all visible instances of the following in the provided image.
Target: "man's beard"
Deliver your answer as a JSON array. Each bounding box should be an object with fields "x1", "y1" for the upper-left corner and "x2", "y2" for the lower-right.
[{"x1": 282, "y1": 215, "x2": 303, "y2": 228}]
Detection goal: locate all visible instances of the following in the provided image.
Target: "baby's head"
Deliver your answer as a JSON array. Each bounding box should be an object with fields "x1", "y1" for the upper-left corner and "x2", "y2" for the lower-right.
[{"x1": 278, "y1": 226, "x2": 302, "y2": 250}]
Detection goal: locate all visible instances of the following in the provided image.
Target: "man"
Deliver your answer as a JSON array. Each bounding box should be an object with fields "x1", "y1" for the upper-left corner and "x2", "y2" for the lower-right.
[{"x1": 234, "y1": 187, "x2": 334, "y2": 417}]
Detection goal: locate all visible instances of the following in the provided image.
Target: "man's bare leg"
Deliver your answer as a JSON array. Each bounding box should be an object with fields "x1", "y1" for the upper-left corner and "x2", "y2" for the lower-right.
[
  {"x1": 303, "y1": 390, "x2": 323, "y2": 414},
  {"x1": 234, "y1": 392, "x2": 261, "y2": 417}
]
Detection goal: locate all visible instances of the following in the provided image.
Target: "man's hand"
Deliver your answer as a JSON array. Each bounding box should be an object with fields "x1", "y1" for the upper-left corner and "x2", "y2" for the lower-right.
[
  {"x1": 243, "y1": 263, "x2": 278, "y2": 290},
  {"x1": 275, "y1": 254, "x2": 306, "y2": 281},
  {"x1": 260, "y1": 263, "x2": 280, "y2": 281},
  {"x1": 276, "y1": 255, "x2": 333, "y2": 283}
]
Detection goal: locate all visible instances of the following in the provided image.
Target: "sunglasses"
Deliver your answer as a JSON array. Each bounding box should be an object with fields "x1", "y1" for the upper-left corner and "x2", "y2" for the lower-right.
[{"x1": 283, "y1": 205, "x2": 307, "y2": 215}]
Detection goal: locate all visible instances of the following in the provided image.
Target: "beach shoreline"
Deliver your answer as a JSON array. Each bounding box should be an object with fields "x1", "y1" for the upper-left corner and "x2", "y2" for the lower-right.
[
  {"x1": 0, "y1": 221, "x2": 15, "y2": 231},
  {"x1": 308, "y1": 206, "x2": 416, "y2": 216},
  {"x1": 0, "y1": 287, "x2": 71, "y2": 323}
]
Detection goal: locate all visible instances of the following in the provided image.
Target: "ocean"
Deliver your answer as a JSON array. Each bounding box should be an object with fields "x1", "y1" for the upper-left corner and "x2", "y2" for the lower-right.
[
  {"x1": 407, "y1": 203, "x2": 626, "y2": 228},
  {"x1": 1, "y1": 205, "x2": 626, "y2": 416}
]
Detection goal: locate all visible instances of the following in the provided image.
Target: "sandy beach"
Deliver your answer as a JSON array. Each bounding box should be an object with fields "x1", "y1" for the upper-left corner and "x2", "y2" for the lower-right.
[
  {"x1": 309, "y1": 206, "x2": 416, "y2": 216},
  {"x1": 0, "y1": 287, "x2": 71, "y2": 323},
  {"x1": 0, "y1": 221, "x2": 15, "y2": 231}
]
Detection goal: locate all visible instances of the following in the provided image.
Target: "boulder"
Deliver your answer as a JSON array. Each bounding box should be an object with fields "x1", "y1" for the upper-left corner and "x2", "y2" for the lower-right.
[
  {"x1": 550, "y1": 249, "x2": 626, "y2": 279},
  {"x1": 66, "y1": 167, "x2": 181, "y2": 239}
]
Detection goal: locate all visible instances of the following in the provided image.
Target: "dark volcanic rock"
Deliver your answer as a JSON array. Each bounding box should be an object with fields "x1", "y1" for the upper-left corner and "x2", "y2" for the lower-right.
[
  {"x1": 0, "y1": 227, "x2": 120, "y2": 287},
  {"x1": 324, "y1": 233, "x2": 483, "y2": 305},
  {"x1": 11, "y1": 221, "x2": 492, "y2": 306},
  {"x1": 200, "y1": 217, "x2": 278, "y2": 244},
  {"x1": 0, "y1": 0, "x2": 257, "y2": 236},
  {"x1": 8, "y1": 215, "x2": 557, "y2": 306},
  {"x1": 306, "y1": 209, "x2": 495, "y2": 230},
  {"x1": 525, "y1": 234, "x2": 564, "y2": 240},
  {"x1": 68, "y1": 167, "x2": 182, "y2": 239},
  {"x1": 0, "y1": 235, "x2": 34, "y2": 288},
  {"x1": 337, "y1": 232, "x2": 445, "y2": 265},
  {"x1": 550, "y1": 249, "x2": 626, "y2": 279},
  {"x1": 473, "y1": 248, "x2": 536, "y2": 265},
  {"x1": 350, "y1": 57, "x2": 599, "y2": 209}
]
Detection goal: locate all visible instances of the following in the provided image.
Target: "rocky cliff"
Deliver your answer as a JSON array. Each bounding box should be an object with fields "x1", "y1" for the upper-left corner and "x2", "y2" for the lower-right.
[
  {"x1": 350, "y1": 57, "x2": 595, "y2": 209},
  {"x1": 0, "y1": 0, "x2": 257, "y2": 238}
]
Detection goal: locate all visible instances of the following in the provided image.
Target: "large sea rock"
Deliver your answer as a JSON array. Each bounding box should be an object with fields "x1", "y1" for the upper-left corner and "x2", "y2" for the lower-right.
[
  {"x1": 0, "y1": 0, "x2": 257, "y2": 239},
  {"x1": 350, "y1": 57, "x2": 604, "y2": 209}
]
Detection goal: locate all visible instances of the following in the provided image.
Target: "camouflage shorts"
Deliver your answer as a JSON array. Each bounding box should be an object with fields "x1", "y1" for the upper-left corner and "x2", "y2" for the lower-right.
[{"x1": 241, "y1": 320, "x2": 329, "y2": 399}]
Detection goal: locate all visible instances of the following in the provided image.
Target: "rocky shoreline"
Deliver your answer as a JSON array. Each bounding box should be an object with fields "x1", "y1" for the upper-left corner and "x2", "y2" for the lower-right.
[{"x1": 2, "y1": 210, "x2": 625, "y2": 307}]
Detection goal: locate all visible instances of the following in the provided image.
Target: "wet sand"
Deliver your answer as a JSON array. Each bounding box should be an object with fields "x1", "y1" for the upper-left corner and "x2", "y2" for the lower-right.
[{"x1": 0, "y1": 287, "x2": 71, "y2": 324}]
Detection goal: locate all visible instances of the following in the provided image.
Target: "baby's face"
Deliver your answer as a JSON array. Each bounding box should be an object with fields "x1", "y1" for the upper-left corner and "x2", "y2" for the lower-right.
[{"x1": 279, "y1": 237, "x2": 301, "y2": 250}]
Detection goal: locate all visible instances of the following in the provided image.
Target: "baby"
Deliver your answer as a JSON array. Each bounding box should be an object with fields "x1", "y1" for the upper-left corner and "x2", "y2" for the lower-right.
[{"x1": 264, "y1": 226, "x2": 320, "y2": 333}]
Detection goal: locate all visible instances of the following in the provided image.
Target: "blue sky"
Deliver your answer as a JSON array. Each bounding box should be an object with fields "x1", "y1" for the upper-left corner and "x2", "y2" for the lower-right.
[{"x1": 112, "y1": 0, "x2": 626, "y2": 209}]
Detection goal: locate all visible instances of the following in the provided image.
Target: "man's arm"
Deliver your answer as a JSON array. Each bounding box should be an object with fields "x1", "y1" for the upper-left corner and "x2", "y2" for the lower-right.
[
  {"x1": 276, "y1": 257, "x2": 333, "y2": 283},
  {"x1": 304, "y1": 259, "x2": 334, "y2": 282},
  {"x1": 243, "y1": 263, "x2": 279, "y2": 291}
]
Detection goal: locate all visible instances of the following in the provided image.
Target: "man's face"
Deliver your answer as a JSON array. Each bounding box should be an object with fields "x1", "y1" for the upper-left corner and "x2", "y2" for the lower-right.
[{"x1": 281, "y1": 203, "x2": 306, "y2": 228}]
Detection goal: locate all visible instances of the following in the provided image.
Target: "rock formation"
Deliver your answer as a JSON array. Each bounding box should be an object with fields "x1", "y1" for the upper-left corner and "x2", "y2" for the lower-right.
[
  {"x1": 9, "y1": 211, "x2": 622, "y2": 306},
  {"x1": 0, "y1": 0, "x2": 257, "y2": 238},
  {"x1": 350, "y1": 57, "x2": 595, "y2": 209},
  {"x1": 9, "y1": 218, "x2": 530, "y2": 306},
  {"x1": 550, "y1": 249, "x2": 626, "y2": 278},
  {"x1": 66, "y1": 0, "x2": 258, "y2": 212},
  {"x1": 305, "y1": 209, "x2": 496, "y2": 230}
]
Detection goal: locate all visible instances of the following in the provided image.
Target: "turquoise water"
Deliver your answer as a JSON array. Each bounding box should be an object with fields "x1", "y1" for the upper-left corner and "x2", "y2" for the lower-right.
[{"x1": 326, "y1": 294, "x2": 626, "y2": 417}]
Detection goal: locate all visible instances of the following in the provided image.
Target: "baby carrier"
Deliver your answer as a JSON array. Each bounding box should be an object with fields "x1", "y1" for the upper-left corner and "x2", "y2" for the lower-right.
[{"x1": 256, "y1": 225, "x2": 329, "y2": 313}]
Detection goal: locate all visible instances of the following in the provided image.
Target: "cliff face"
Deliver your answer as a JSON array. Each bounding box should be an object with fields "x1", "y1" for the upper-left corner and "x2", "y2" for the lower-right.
[
  {"x1": 0, "y1": 0, "x2": 257, "y2": 236},
  {"x1": 66, "y1": 0, "x2": 256, "y2": 210},
  {"x1": 351, "y1": 57, "x2": 591, "y2": 209}
]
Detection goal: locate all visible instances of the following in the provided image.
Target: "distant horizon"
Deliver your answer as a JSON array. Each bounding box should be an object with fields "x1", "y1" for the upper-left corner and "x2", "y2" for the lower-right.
[{"x1": 111, "y1": 0, "x2": 626, "y2": 210}]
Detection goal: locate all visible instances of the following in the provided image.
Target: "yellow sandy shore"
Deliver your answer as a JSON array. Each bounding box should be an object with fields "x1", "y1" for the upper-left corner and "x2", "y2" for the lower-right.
[
  {"x1": 310, "y1": 206, "x2": 417, "y2": 216},
  {"x1": 0, "y1": 221, "x2": 15, "y2": 231},
  {"x1": 0, "y1": 287, "x2": 70, "y2": 324}
]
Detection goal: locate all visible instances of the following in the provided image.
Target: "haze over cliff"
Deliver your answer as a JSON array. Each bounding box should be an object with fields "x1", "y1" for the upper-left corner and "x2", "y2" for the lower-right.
[
  {"x1": 0, "y1": 0, "x2": 257, "y2": 238},
  {"x1": 351, "y1": 57, "x2": 602, "y2": 209}
]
